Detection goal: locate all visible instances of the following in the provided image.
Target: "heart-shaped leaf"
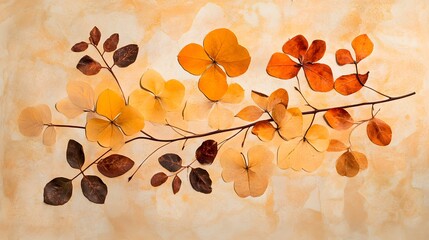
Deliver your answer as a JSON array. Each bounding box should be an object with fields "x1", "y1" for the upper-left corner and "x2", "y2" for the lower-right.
[
  {"x1": 66, "y1": 139, "x2": 85, "y2": 169},
  {"x1": 151, "y1": 172, "x2": 168, "y2": 187},
  {"x1": 43, "y1": 177, "x2": 73, "y2": 206},
  {"x1": 113, "y1": 44, "x2": 138, "y2": 68},
  {"x1": 103, "y1": 33, "x2": 119, "y2": 52},
  {"x1": 76, "y1": 55, "x2": 102, "y2": 75},
  {"x1": 367, "y1": 118, "x2": 392, "y2": 146},
  {"x1": 172, "y1": 175, "x2": 182, "y2": 194},
  {"x1": 195, "y1": 140, "x2": 218, "y2": 165},
  {"x1": 97, "y1": 154, "x2": 134, "y2": 178},
  {"x1": 81, "y1": 175, "x2": 107, "y2": 204},
  {"x1": 189, "y1": 168, "x2": 212, "y2": 194},
  {"x1": 158, "y1": 154, "x2": 182, "y2": 172}
]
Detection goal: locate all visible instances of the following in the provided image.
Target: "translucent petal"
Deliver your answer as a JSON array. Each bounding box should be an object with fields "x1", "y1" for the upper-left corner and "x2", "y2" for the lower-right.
[
  {"x1": 56, "y1": 98, "x2": 83, "y2": 119},
  {"x1": 129, "y1": 89, "x2": 166, "y2": 123},
  {"x1": 67, "y1": 80, "x2": 95, "y2": 110},
  {"x1": 115, "y1": 106, "x2": 145, "y2": 136},
  {"x1": 140, "y1": 69, "x2": 165, "y2": 96},
  {"x1": 278, "y1": 108, "x2": 303, "y2": 140},
  {"x1": 96, "y1": 89, "x2": 125, "y2": 120},
  {"x1": 306, "y1": 124, "x2": 330, "y2": 152},
  {"x1": 208, "y1": 104, "x2": 234, "y2": 130},
  {"x1": 160, "y1": 79, "x2": 185, "y2": 111},
  {"x1": 198, "y1": 64, "x2": 227, "y2": 101},
  {"x1": 220, "y1": 148, "x2": 246, "y2": 182},
  {"x1": 43, "y1": 126, "x2": 56, "y2": 146},
  {"x1": 221, "y1": 83, "x2": 244, "y2": 104}
]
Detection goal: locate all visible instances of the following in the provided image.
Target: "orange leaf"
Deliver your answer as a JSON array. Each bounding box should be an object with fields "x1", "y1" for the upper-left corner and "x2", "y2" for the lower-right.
[
  {"x1": 336, "y1": 151, "x2": 360, "y2": 177},
  {"x1": 251, "y1": 90, "x2": 269, "y2": 110},
  {"x1": 18, "y1": 105, "x2": 51, "y2": 137},
  {"x1": 252, "y1": 120, "x2": 276, "y2": 142},
  {"x1": 352, "y1": 34, "x2": 373, "y2": 63},
  {"x1": 367, "y1": 118, "x2": 392, "y2": 146},
  {"x1": 277, "y1": 107, "x2": 303, "y2": 140},
  {"x1": 177, "y1": 43, "x2": 212, "y2": 75},
  {"x1": 282, "y1": 35, "x2": 308, "y2": 59},
  {"x1": 334, "y1": 72, "x2": 369, "y2": 95},
  {"x1": 304, "y1": 40, "x2": 326, "y2": 63},
  {"x1": 199, "y1": 64, "x2": 227, "y2": 101},
  {"x1": 266, "y1": 53, "x2": 300, "y2": 80},
  {"x1": 96, "y1": 89, "x2": 124, "y2": 120},
  {"x1": 305, "y1": 124, "x2": 329, "y2": 152},
  {"x1": 267, "y1": 88, "x2": 289, "y2": 112},
  {"x1": 351, "y1": 151, "x2": 368, "y2": 170},
  {"x1": 236, "y1": 106, "x2": 264, "y2": 122},
  {"x1": 278, "y1": 138, "x2": 325, "y2": 172},
  {"x1": 327, "y1": 139, "x2": 348, "y2": 152},
  {"x1": 336, "y1": 49, "x2": 354, "y2": 66},
  {"x1": 324, "y1": 108, "x2": 354, "y2": 130},
  {"x1": 221, "y1": 83, "x2": 244, "y2": 104},
  {"x1": 303, "y1": 63, "x2": 334, "y2": 92}
]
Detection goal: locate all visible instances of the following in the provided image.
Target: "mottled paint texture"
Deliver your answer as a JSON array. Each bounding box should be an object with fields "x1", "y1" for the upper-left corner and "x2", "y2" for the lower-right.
[{"x1": 1, "y1": 0, "x2": 428, "y2": 239}]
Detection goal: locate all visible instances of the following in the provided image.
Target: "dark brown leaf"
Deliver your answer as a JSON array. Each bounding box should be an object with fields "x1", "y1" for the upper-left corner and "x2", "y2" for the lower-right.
[
  {"x1": 66, "y1": 139, "x2": 85, "y2": 169},
  {"x1": 81, "y1": 175, "x2": 107, "y2": 204},
  {"x1": 367, "y1": 118, "x2": 392, "y2": 146},
  {"x1": 151, "y1": 172, "x2": 168, "y2": 187},
  {"x1": 189, "y1": 168, "x2": 212, "y2": 194},
  {"x1": 103, "y1": 33, "x2": 119, "y2": 52},
  {"x1": 113, "y1": 44, "x2": 138, "y2": 68},
  {"x1": 76, "y1": 55, "x2": 102, "y2": 75},
  {"x1": 158, "y1": 154, "x2": 182, "y2": 172},
  {"x1": 43, "y1": 177, "x2": 73, "y2": 206},
  {"x1": 97, "y1": 154, "x2": 134, "y2": 178},
  {"x1": 89, "y1": 26, "x2": 101, "y2": 46},
  {"x1": 172, "y1": 175, "x2": 182, "y2": 194},
  {"x1": 195, "y1": 140, "x2": 218, "y2": 165},
  {"x1": 71, "y1": 42, "x2": 88, "y2": 52}
]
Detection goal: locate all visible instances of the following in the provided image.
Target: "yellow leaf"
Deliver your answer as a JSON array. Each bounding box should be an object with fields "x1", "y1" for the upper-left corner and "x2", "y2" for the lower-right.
[
  {"x1": 305, "y1": 124, "x2": 329, "y2": 152},
  {"x1": 18, "y1": 105, "x2": 51, "y2": 137},
  {"x1": 85, "y1": 118, "x2": 111, "y2": 142},
  {"x1": 177, "y1": 43, "x2": 212, "y2": 75},
  {"x1": 208, "y1": 104, "x2": 234, "y2": 130},
  {"x1": 43, "y1": 126, "x2": 56, "y2": 146},
  {"x1": 277, "y1": 108, "x2": 303, "y2": 140},
  {"x1": 129, "y1": 89, "x2": 166, "y2": 123},
  {"x1": 85, "y1": 118, "x2": 124, "y2": 149},
  {"x1": 115, "y1": 106, "x2": 145, "y2": 136},
  {"x1": 251, "y1": 120, "x2": 276, "y2": 142},
  {"x1": 267, "y1": 88, "x2": 289, "y2": 112},
  {"x1": 221, "y1": 83, "x2": 244, "y2": 104},
  {"x1": 278, "y1": 138, "x2": 325, "y2": 172},
  {"x1": 140, "y1": 69, "x2": 165, "y2": 95},
  {"x1": 251, "y1": 90, "x2": 268, "y2": 111},
  {"x1": 160, "y1": 79, "x2": 185, "y2": 111},
  {"x1": 235, "y1": 106, "x2": 264, "y2": 122},
  {"x1": 182, "y1": 99, "x2": 213, "y2": 121},
  {"x1": 56, "y1": 98, "x2": 83, "y2": 119},
  {"x1": 199, "y1": 64, "x2": 227, "y2": 101},
  {"x1": 96, "y1": 89, "x2": 124, "y2": 120},
  {"x1": 67, "y1": 80, "x2": 94, "y2": 110}
]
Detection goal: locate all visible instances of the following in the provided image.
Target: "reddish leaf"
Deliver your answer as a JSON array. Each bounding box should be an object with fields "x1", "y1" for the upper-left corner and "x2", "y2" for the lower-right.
[
  {"x1": 304, "y1": 40, "x2": 326, "y2": 63},
  {"x1": 89, "y1": 26, "x2": 101, "y2": 46},
  {"x1": 303, "y1": 63, "x2": 334, "y2": 92},
  {"x1": 97, "y1": 154, "x2": 135, "y2": 178},
  {"x1": 335, "y1": 49, "x2": 354, "y2": 65},
  {"x1": 43, "y1": 177, "x2": 73, "y2": 206},
  {"x1": 324, "y1": 108, "x2": 354, "y2": 130},
  {"x1": 66, "y1": 139, "x2": 85, "y2": 169},
  {"x1": 103, "y1": 33, "x2": 119, "y2": 52},
  {"x1": 158, "y1": 154, "x2": 182, "y2": 172},
  {"x1": 189, "y1": 168, "x2": 212, "y2": 194},
  {"x1": 71, "y1": 42, "x2": 88, "y2": 52},
  {"x1": 334, "y1": 72, "x2": 369, "y2": 95},
  {"x1": 282, "y1": 35, "x2": 308, "y2": 59},
  {"x1": 336, "y1": 151, "x2": 360, "y2": 177},
  {"x1": 367, "y1": 118, "x2": 392, "y2": 146},
  {"x1": 76, "y1": 55, "x2": 102, "y2": 75},
  {"x1": 266, "y1": 53, "x2": 300, "y2": 80},
  {"x1": 195, "y1": 140, "x2": 218, "y2": 165},
  {"x1": 113, "y1": 44, "x2": 139, "y2": 68},
  {"x1": 81, "y1": 175, "x2": 107, "y2": 204},
  {"x1": 172, "y1": 175, "x2": 182, "y2": 194},
  {"x1": 151, "y1": 172, "x2": 168, "y2": 187}
]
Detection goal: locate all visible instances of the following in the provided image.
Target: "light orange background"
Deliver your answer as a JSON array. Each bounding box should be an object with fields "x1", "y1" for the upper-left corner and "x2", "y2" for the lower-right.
[{"x1": 1, "y1": 0, "x2": 428, "y2": 239}]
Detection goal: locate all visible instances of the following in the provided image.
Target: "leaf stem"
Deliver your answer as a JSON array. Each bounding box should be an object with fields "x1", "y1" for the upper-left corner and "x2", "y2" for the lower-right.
[
  {"x1": 354, "y1": 62, "x2": 392, "y2": 99},
  {"x1": 45, "y1": 124, "x2": 85, "y2": 129},
  {"x1": 71, "y1": 148, "x2": 111, "y2": 181}
]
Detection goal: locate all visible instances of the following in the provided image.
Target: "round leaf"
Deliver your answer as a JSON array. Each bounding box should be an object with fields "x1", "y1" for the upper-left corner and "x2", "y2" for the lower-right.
[
  {"x1": 76, "y1": 55, "x2": 102, "y2": 75},
  {"x1": 81, "y1": 175, "x2": 108, "y2": 204},
  {"x1": 305, "y1": 124, "x2": 330, "y2": 152},
  {"x1": 113, "y1": 44, "x2": 139, "y2": 68},
  {"x1": 324, "y1": 108, "x2": 354, "y2": 130},
  {"x1": 327, "y1": 139, "x2": 348, "y2": 152},
  {"x1": 189, "y1": 168, "x2": 212, "y2": 194},
  {"x1": 103, "y1": 33, "x2": 119, "y2": 52},
  {"x1": 267, "y1": 88, "x2": 289, "y2": 112},
  {"x1": 158, "y1": 154, "x2": 182, "y2": 172},
  {"x1": 236, "y1": 106, "x2": 264, "y2": 122},
  {"x1": 195, "y1": 140, "x2": 218, "y2": 165},
  {"x1": 336, "y1": 151, "x2": 360, "y2": 177},
  {"x1": 66, "y1": 139, "x2": 85, "y2": 169},
  {"x1": 367, "y1": 118, "x2": 392, "y2": 146},
  {"x1": 334, "y1": 72, "x2": 369, "y2": 95},
  {"x1": 151, "y1": 172, "x2": 168, "y2": 187},
  {"x1": 172, "y1": 176, "x2": 182, "y2": 194},
  {"x1": 43, "y1": 177, "x2": 73, "y2": 206},
  {"x1": 352, "y1": 34, "x2": 373, "y2": 63},
  {"x1": 71, "y1": 42, "x2": 88, "y2": 52},
  {"x1": 97, "y1": 154, "x2": 135, "y2": 178},
  {"x1": 335, "y1": 49, "x2": 354, "y2": 65}
]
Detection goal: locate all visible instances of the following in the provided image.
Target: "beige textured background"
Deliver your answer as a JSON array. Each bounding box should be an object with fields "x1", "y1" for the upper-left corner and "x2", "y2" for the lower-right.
[{"x1": 1, "y1": 0, "x2": 428, "y2": 239}]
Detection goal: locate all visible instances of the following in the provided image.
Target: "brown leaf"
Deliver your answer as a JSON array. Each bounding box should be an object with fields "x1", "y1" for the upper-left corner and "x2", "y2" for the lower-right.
[
  {"x1": 352, "y1": 34, "x2": 373, "y2": 63},
  {"x1": 43, "y1": 177, "x2": 73, "y2": 206},
  {"x1": 97, "y1": 154, "x2": 135, "y2": 178},
  {"x1": 89, "y1": 26, "x2": 101, "y2": 46},
  {"x1": 66, "y1": 139, "x2": 85, "y2": 169},
  {"x1": 251, "y1": 120, "x2": 276, "y2": 142},
  {"x1": 324, "y1": 108, "x2": 354, "y2": 130},
  {"x1": 335, "y1": 49, "x2": 354, "y2": 65},
  {"x1": 334, "y1": 72, "x2": 369, "y2": 95},
  {"x1": 151, "y1": 172, "x2": 168, "y2": 187},
  {"x1": 235, "y1": 106, "x2": 264, "y2": 122},
  {"x1": 367, "y1": 118, "x2": 392, "y2": 146},
  {"x1": 113, "y1": 44, "x2": 138, "y2": 68},
  {"x1": 282, "y1": 34, "x2": 308, "y2": 59},
  {"x1": 195, "y1": 140, "x2": 218, "y2": 165},
  {"x1": 336, "y1": 151, "x2": 360, "y2": 177},
  {"x1": 327, "y1": 139, "x2": 348, "y2": 152},
  {"x1": 71, "y1": 42, "x2": 88, "y2": 52},
  {"x1": 158, "y1": 154, "x2": 182, "y2": 172},
  {"x1": 103, "y1": 33, "x2": 119, "y2": 52},
  {"x1": 172, "y1": 175, "x2": 182, "y2": 194},
  {"x1": 351, "y1": 151, "x2": 368, "y2": 170},
  {"x1": 76, "y1": 55, "x2": 102, "y2": 75},
  {"x1": 303, "y1": 63, "x2": 334, "y2": 92},
  {"x1": 267, "y1": 88, "x2": 289, "y2": 112},
  {"x1": 81, "y1": 175, "x2": 107, "y2": 204},
  {"x1": 189, "y1": 168, "x2": 212, "y2": 194},
  {"x1": 251, "y1": 90, "x2": 268, "y2": 110}
]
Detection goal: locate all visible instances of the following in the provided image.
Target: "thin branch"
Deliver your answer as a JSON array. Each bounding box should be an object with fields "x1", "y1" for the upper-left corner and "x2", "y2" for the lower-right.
[
  {"x1": 45, "y1": 124, "x2": 85, "y2": 129},
  {"x1": 295, "y1": 76, "x2": 317, "y2": 110},
  {"x1": 354, "y1": 62, "x2": 392, "y2": 99},
  {"x1": 71, "y1": 148, "x2": 111, "y2": 181}
]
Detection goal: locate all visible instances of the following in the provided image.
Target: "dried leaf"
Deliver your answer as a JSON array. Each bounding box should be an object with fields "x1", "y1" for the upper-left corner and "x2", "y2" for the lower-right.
[
  {"x1": 97, "y1": 154, "x2": 134, "y2": 178},
  {"x1": 89, "y1": 26, "x2": 101, "y2": 46},
  {"x1": 208, "y1": 104, "x2": 234, "y2": 130},
  {"x1": 266, "y1": 52, "x2": 300, "y2": 79},
  {"x1": 158, "y1": 154, "x2": 182, "y2": 172},
  {"x1": 303, "y1": 63, "x2": 334, "y2": 92},
  {"x1": 18, "y1": 105, "x2": 51, "y2": 137},
  {"x1": 66, "y1": 139, "x2": 85, "y2": 169},
  {"x1": 43, "y1": 177, "x2": 73, "y2": 206},
  {"x1": 278, "y1": 138, "x2": 325, "y2": 172},
  {"x1": 199, "y1": 64, "x2": 227, "y2": 101},
  {"x1": 251, "y1": 90, "x2": 269, "y2": 110},
  {"x1": 151, "y1": 172, "x2": 168, "y2": 187},
  {"x1": 113, "y1": 44, "x2": 138, "y2": 68},
  {"x1": 367, "y1": 118, "x2": 392, "y2": 146},
  {"x1": 267, "y1": 88, "x2": 289, "y2": 112},
  {"x1": 282, "y1": 34, "x2": 308, "y2": 59},
  {"x1": 351, "y1": 151, "x2": 368, "y2": 170},
  {"x1": 306, "y1": 124, "x2": 330, "y2": 152},
  {"x1": 335, "y1": 49, "x2": 354, "y2": 65},
  {"x1": 177, "y1": 43, "x2": 212, "y2": 75},
  {"x1": 221, "y1": 83, "x2": 244, "y2": 104},
  {"x1": 277, "y1": 107, "x2": 303, "y2": 140},
  {"x1": 76, "y1": 55, "x2": 102, "y2": 75},
  {"x1": 103, "y1": 33, "x2": 119, "y2": 52},
  {"x1": 324, "y1": 108, "x2": 354, "y2": 130},
  {"x1": 67, "y1": 80, "x2": 95, "y2": 110},
  {"x1": 352, "y1": 34, "x2": 373, "y2": 63},
  {"x1": 327, "y1": 139, "x2": 348, "y2": 152},
  {"x1": 189, "y1": 168, "x2": 212, "y2": 194},
  {"x1": 196, "y1": 140, "x2": 218, "y2": 165},
  {"x1": 235, "y1": 106, "x2": 264, "y2": 122},
  {"x1": 336, "y1": 152, "x2": 360, "y2": 177},
  {"x1": 42, "y1": 126, "x2": 56, "y2": 146},
  {"x1": 81, "y1": 175, "x2": 107, "y2": 204},
  {"x1": 251, "y1": 120, "x2": 276, "y2": 142},
  {"x1": 334, "y1": 72, "x2": 369, "y2": 95},
  {"x1": 172, "y1": 176, "x2": 182, "y2": 194},
  {"x1": 71, "y1": 42, "x2": 88, "y2": 52},
  {"x1": 304, "y1": 40, "x2": 326, "y2": 63}
]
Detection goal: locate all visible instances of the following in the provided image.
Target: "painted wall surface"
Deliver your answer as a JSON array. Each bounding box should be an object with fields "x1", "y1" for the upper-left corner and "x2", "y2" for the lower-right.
[{"x1": 1, "y1": 0, "x2": 428, "y2": 239}]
